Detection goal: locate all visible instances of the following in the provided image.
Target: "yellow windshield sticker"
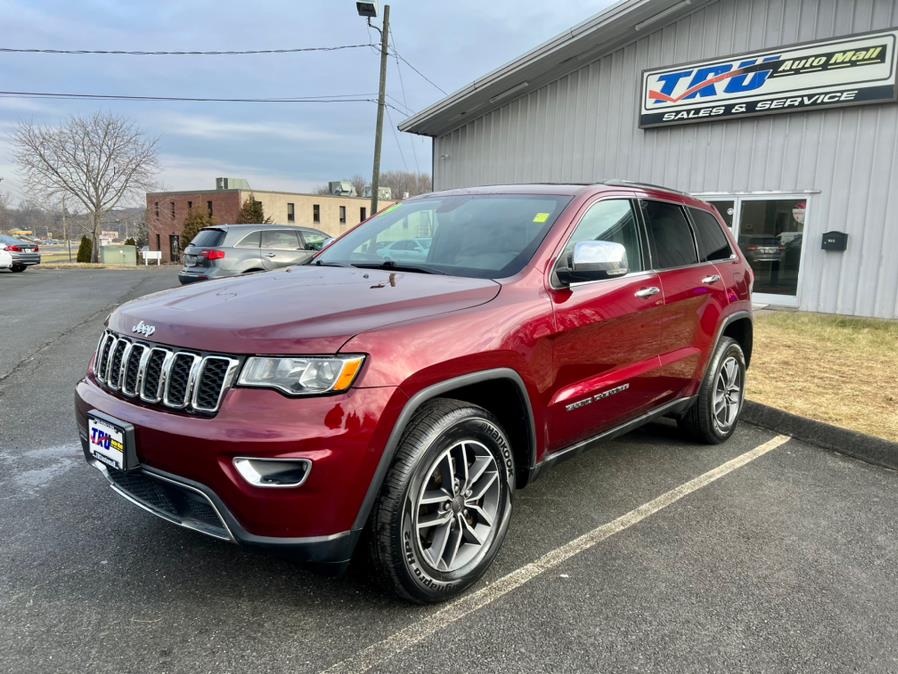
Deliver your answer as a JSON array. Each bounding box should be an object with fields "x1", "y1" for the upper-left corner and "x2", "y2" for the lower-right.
[{"x1": 533, "y1": 212, "x2": 550, "y2": 223}]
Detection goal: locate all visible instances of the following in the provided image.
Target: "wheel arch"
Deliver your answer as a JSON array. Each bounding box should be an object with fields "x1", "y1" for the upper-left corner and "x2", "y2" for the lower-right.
[
  {"x1": 352, "y1": 368, "x2": 537, "y2": 533},
  {"x1": 720, "y1": 312, "x2": 753, "y2": 367}
]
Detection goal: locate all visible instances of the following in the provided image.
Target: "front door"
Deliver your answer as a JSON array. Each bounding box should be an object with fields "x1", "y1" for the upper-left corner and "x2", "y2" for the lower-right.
[
  {"x1": 260, "y1": 229, "x2": 305, "y2": 270},
  {"x1": 546, "y1": 198, "x2": 667, "y2": 452},
  {"x1": 703, "y1": 194, "x2": 809, "y2": 308}
]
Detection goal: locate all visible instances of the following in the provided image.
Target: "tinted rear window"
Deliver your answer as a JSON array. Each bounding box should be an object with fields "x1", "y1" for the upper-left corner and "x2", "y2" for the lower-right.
[
  {"x1": 641, "y1": 201, "x2": 698, "y2": 269},
  {"x1": 689, "y1": 208, "x2": 733, "y2": 261},
  {"x1": 189, "y1": 229, "x2": 225, "y2": 247}
]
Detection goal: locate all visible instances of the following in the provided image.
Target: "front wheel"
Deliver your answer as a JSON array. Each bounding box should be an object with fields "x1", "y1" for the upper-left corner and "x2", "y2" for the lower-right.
[
  {"x1": 679, "y1": 336, "x2": 746, "y2": 444},
  {"x1": 367, "y1": 399, "x2": 515, "y2": 603}
]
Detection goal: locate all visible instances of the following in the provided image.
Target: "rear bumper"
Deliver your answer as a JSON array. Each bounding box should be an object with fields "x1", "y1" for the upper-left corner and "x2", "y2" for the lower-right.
[
  {"x1": 178, "y1": 266, "x2": 238, "y2": 284},
  {"x1": 75, "y1": 377, "x2": 407, "y2": 561},
  {"x1": 12, "y1": 253, "x2": 40, "y2": 266}
]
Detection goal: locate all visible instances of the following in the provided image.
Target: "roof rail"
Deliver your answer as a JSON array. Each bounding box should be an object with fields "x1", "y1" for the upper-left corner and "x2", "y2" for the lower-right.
[{"x1": 602, "y1": 179, "x2": 691, "y2": 196}]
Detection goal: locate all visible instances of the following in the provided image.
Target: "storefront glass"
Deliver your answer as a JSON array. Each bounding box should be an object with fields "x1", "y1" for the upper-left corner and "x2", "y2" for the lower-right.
[{"x1": 704, "y1": 195, "x2": 807, "y2": 303}]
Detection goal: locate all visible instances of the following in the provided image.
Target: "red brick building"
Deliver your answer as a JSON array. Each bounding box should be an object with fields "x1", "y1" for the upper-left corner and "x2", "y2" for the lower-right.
[{"x1": 147, "y1": 184, "x2": 392, "y2": 263}]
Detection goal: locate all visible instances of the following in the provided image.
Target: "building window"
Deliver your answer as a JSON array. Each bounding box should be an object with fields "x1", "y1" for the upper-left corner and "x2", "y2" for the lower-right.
[
  {"x1": 170, "y1": 202, "x2": 176, "y2": 219},
  {"x1": 287, "y1": 202, "x2": 295, "y2": 223},
  {"x1": 187, "y1": 200, "x2": 193, "y2": 210},
  {"x1": 339, "y1": 205, "x2": 346, "y2": 224},
  {"x1": 155, "y1": 233, "x2": 161, "y2": 250},
  {"x1": 207, "y1": 200, "x2": 213, "y2": 217},
  {"x1": 313, "y1": 204, "x2": 320, "y2": 224},
  {"x1": 360, "y1": 207, "x2": 367, "y2": 222},
  {"x1": 154, "y1": 202, "x2": 159, "y2": 218}
]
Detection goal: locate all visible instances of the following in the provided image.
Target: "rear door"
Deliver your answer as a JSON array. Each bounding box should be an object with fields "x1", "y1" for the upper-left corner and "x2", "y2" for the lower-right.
[
  {"x1": 640, "y1": 199, "x2": 730, "y2": 402},
  {"x1": 260, "y1": 229, "x2": 304, "y2": 270},
  {"x1": 546, "y1": 197, "x2": 668, "y2": 452}
]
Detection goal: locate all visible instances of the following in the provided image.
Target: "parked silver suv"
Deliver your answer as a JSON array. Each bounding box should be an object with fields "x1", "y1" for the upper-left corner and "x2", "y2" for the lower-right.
[{"x1": 178, "y1": 224, "x2": 330, "y2": 284}]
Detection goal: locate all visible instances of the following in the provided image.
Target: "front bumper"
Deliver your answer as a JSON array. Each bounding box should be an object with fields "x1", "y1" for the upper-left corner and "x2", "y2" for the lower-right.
[{"x1": 75, "y1": 376, "x2": 406, "y2": 561}]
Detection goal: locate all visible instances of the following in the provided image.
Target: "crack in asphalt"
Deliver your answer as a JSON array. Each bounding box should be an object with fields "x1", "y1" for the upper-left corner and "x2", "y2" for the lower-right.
[{"x1": 0, "y1": 274, "x2": 157, "y2": 386}]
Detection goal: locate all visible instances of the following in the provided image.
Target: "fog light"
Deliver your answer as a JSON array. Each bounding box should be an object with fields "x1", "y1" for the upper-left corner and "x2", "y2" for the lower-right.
[{"x1": 233, "y1": 457, "x2": 311, "y2": 488}]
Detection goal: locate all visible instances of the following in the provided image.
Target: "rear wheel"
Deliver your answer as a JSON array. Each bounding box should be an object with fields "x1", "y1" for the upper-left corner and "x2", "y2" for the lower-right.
[
  {"x1": 679, "y1": 336, "x2": 746, "y2": 444},
  {"x1": 367, "y1": 399, "x2": 515, "y2": 603},
  {"x1": 11, "y1": 264, "x2": 26, "y2": 272}
]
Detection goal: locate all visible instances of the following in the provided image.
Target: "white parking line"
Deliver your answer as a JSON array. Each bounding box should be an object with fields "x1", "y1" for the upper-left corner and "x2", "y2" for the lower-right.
[{"x1": 321, "y1": 434, "x2": 791, "y2": 674}]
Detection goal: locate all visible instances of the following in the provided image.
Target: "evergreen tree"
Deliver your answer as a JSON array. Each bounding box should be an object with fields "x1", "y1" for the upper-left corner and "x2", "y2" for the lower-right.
[
  {"x1": 182, "y1": 207, "x2": 217, "y2": 244},
  {"x1": 236, "y1": 193, "x2": 271, "y2": 224},
  {"x1": 124, "y1": 237, "x2": 136, "y2": 246},
  {"x1": 76, "y1": 235, "x2": 92, "y2": 263}
]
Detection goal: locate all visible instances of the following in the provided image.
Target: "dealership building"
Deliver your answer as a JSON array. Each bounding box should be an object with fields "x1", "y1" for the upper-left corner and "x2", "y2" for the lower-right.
[{"x1": 401, "y1": 0, "x2": 898, "y2": 318}]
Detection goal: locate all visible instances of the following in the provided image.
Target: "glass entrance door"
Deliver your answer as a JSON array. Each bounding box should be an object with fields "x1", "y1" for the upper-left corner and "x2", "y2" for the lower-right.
[{"x1": 703, "y1": 195, "x2": 808, "y2": 307}]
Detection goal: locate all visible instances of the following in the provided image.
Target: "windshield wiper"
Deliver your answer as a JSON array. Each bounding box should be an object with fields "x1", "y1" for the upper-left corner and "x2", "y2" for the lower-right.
[{"x1": 352, "y1": 259, "x2": 435, "y2": 274}]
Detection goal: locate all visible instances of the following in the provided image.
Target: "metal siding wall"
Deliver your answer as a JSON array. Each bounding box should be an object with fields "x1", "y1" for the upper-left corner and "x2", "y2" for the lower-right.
[{"x1": 433, "y1": 0, "x2": 898, "y2": 318}]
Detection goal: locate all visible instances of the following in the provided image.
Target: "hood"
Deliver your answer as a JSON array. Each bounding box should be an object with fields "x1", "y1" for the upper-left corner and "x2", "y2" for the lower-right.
[{"x1": 108, "y1": 266, "x2": 500, "y2": 354}]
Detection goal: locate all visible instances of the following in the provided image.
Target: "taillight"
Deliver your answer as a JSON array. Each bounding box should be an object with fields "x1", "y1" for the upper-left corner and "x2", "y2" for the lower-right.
[
  {"x1": 33, "y1": 245, "x2": 39, "y2": 252},
  {"x1": 7, "y1": 245, "x2": 21, "y2": 252},
  {"x1": 202, "y1": 249, "x2": 225, "y2": 260}
]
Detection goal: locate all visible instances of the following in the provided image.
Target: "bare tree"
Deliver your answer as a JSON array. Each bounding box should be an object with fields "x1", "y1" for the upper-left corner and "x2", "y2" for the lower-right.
[
  {"x1": 14, "y1": 112, "x2": 158, "y2": 262},
  {"x1": 379, "y1": 171, "x2": 432, "y2": 199},
  {"x1": 350, "y1": 174, "x2": 367, "y2": 198}
]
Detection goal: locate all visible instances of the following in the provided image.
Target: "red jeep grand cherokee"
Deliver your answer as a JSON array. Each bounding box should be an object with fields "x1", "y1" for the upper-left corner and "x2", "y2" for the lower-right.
[{"x1": 75, "y1": 182, "x2": 753, "y2": 602}]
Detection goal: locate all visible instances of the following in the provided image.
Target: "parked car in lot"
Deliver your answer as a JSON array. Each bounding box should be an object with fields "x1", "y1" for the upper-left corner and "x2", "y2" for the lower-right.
[
  {"x1": 0, "y1": 235, "x2": 41, "y2": 272},
  {"x1": 178, "y1": 224, "x2": 330, "y2": 284},
  {"x1": 0, "y1": 246, "x2": 12, "y2": 271},
  {"x1": 76, "y1": 181, "x2": 753, "y2": 602},
  {"x1": 376, "y1": 237, "x2": 432, "y2": 262}
]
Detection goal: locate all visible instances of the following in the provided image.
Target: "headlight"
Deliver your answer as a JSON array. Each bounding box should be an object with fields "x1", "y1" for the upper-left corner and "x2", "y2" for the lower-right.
[{"x1": 237, "y1": 355, "x2": 365, "y2": 396}]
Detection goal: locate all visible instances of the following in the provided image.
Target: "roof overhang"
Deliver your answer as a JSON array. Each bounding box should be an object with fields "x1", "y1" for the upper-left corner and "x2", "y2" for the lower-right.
[{"x1": 399, "y1": 0, "x2": 711, "y2": 137}]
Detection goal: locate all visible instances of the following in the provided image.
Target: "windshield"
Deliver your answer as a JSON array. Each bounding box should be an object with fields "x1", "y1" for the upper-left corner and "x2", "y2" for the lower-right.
[{"x1": 314, "y1": 194, "x2": 572, "y2": 278}]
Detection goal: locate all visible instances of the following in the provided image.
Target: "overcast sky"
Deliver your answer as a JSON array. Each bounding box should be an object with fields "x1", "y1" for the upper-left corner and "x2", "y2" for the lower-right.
[{"x1": 0, "y1": 0, "x2": 615, "y2": 205}]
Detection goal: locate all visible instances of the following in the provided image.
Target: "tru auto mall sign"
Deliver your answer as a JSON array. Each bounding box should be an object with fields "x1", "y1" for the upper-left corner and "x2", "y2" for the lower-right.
[{"x1": 639, "y1": 28, "x2": 898, "y2": 128}]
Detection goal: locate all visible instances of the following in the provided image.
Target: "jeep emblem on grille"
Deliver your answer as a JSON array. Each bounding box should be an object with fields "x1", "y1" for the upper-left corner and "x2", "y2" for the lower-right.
[{"x1": 132, "y1": 321, "x2": 156, "y2": 337}]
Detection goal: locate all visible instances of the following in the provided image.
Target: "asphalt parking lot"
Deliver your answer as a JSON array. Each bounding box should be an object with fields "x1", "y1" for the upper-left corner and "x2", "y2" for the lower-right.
[{"x1": 1, "y1": 268, "x2": 896, "y2": 673}]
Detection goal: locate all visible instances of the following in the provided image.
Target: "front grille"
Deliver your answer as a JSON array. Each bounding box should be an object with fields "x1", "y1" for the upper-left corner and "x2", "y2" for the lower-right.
[
  {"x1": 94, "y1": 330, "x2": 239, "y2": 415},
  {"x1": 104, "y1": 467, "x2": 231, "y2": 541}
]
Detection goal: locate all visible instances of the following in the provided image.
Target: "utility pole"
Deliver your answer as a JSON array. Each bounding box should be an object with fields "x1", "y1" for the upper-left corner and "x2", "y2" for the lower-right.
[{"x1": 370, "y1": 3, "x2": 390, "y2": 215}]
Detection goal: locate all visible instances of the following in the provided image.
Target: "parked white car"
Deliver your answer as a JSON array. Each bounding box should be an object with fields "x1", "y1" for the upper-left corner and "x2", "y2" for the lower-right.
[{"x1": 0, "y1": 247, "x2": 13, "y2": 270}]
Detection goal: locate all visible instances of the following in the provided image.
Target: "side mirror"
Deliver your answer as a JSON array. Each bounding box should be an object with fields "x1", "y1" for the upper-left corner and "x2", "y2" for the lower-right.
[{"x1": 557, "y1": 240, "x2": 629, "y2": 285}]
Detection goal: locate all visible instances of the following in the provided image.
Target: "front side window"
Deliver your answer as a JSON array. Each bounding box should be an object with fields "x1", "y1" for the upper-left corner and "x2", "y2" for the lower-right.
[
  {"x1": 315, "y1": 194, "x2": 571, "y2": 278},
  {"x1": 689, "y1": 207, "x2": 733, "y2": 261},
  {"x1": 641, "y1": 200, "x2": 698, "y2": 269},
  {"x1": 262, "y1": 230, "x2": 301, "y2": 250},
  {"x1": 557, "y1": 199, "x2": 643, "y2": 276}
]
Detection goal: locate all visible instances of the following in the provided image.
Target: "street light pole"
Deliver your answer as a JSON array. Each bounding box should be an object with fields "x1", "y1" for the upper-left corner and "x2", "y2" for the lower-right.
[{"x1": 369, "y1": 4, "x2": 390, "y2": 215}]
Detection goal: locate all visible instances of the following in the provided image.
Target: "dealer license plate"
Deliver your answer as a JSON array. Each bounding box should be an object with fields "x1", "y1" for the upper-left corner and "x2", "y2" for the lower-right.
[{"x1": 87, "y1": 413, "x2": 135, "y2": 471}]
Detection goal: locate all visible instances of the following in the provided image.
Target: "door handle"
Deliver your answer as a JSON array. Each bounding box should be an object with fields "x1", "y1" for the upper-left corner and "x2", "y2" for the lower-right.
[
  {"x1": 264, "y1": 253, "x2": 277, "y2": 257},
  {"x1": 635, "y1": 286, "x2": 661, "y2": 298},
  {"x1": 702, "y1": 274, "x2": 721, "y2": 284}
]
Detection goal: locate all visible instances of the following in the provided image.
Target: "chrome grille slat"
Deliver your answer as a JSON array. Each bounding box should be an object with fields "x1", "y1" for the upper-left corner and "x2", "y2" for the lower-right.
[{"x1": 93, "y1": 330, "x2": 239, "y2": 415}]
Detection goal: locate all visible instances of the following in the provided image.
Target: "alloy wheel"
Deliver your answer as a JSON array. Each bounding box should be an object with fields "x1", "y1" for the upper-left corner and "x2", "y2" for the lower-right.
[
  {"x1": 413, "y1": 440, "x2": 501, "y2": 573},
  {"x1": 713, "y1": 355, "x2": 743, "y2": 431}
]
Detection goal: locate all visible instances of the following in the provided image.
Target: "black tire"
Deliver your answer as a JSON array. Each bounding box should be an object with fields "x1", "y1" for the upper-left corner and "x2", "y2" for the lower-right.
[
  {"x1": 367, "y1": 398, "x2": 515, "y2": 603},
  {"x1": 678, "y1": 336, "x2": 746, "y2": 444},
  {"x1": 11, "y1": 264, "x2": 26, "y2": 272}
]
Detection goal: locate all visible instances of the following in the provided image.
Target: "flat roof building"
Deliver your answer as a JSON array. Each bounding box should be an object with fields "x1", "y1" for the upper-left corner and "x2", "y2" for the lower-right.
[
  {"x1": 401, "y1": 0, "x2": 898, "y2": 319},
  {"x1": 147, "y1": 183, "x2": 394, "y2": 263}
]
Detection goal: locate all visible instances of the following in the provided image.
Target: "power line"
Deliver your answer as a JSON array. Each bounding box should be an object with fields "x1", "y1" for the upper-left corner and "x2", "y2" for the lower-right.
[
  {"x1": 390, "y1": 48, "x2": 448, "y2": 96},
  {"x1": 0, "y1": 44, "x2": 376, "y2": 56},
  {"x1": 0, "y1": 90, "x2": 410, "y2": 112},
  {"x1": 389, "y1": 33, "x2": 421, "y2": 175},
  {"x1": 384, "y1": 105, "x2": 409, "y2": 173}
]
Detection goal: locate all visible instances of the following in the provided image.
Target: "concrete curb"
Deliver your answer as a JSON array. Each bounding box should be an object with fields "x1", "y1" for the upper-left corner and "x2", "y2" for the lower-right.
[{"x1": 743, "y1": 400, "x2": 898, "y2": 471}]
